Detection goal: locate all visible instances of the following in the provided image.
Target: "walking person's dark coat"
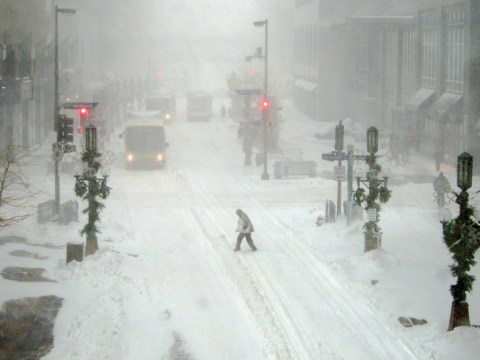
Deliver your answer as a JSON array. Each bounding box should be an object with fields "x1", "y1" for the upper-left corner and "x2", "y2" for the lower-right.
[{"x1": 234, "y1": 209, "x2": 257, "y2": 251}]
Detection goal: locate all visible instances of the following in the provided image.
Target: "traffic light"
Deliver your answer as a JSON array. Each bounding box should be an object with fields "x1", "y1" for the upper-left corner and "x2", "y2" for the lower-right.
[
  {"x1": 261, "y1": 99, "x2": 270, "y2": 110},
  {"x1": 58, "y1": 115, "x2": 74, "y2": 143},
  {"x1": 79, "y1": 107, "x2": 89, "y2": 121}
]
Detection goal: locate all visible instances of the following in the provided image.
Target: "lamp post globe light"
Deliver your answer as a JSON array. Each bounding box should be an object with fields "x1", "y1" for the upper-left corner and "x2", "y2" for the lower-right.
[
  {"x1": 457, "y1": 152, "x2": 473, "y2": 191},
  {"x1": 367, "y1": 126, "x2": 378, "y2": 155},
  {"x1": 85, "y1": 125, "x2": 97, "y2": 152},
  {"x1": 54, "y1": 6, "x2": 76, "y2": 216},
  {"x1": 254, "y1": 19, "x2": 269, "y2": 180},
  {"x1": 443, "y1": 152, "x2": 479, "y2": 331}
]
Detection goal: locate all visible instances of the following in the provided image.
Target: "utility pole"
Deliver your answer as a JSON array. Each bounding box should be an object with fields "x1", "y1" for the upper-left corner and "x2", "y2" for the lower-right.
[
  {"x1": 53, "y1": 6, "x2": 75, "y2": 215},
  {"x1": 322, "y1": 121, "x2": 346, "y2": 218},
  {"x1": 254, "y1": 19, "x2": 269, "y2": 180}
]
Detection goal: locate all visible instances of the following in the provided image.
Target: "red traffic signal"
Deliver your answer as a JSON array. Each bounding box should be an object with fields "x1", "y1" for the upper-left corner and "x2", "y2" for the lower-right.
[
  {"x1": 79, "y1": 107, "x2": 89, "y2": 120},
  {"x1": 261, "y1": 99, "x2": 270, "y2": 110}
]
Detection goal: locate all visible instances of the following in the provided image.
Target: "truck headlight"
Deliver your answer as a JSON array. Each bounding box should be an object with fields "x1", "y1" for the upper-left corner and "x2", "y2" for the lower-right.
[
  {"x1": 165, "y1": 113, "x2": 171, "y2": 120},
  {"x1": 126, "y1": 153, "x2": 134, "y2": 162},
  {"x1": 157, "y1": 154, "x2": 164, "y2": 161}
]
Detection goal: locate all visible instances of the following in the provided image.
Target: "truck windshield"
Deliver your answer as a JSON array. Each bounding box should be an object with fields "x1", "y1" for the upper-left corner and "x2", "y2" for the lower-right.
[{"x1": 126, "y1": 127, "x2": 164, "y2": 152}]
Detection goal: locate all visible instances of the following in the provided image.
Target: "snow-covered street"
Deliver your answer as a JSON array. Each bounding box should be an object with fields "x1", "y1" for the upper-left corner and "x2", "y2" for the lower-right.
[{"x1": 1, "y1": 98, "x2": 479, "y2": 359}]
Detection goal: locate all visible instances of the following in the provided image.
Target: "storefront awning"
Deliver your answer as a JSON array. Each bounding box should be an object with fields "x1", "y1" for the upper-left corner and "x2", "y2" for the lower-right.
[
  {"x1": 405, "y1": 88, "x2": 435, "y2": 113},
  {"x1": 430, "y1": 92, "x2": 463, "y2": 120}
]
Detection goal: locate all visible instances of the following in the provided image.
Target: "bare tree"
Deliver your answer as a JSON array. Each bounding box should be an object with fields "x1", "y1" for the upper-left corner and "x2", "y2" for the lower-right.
[{"x1": 0, "y1": 146, "x2": 41, "y2": 229}]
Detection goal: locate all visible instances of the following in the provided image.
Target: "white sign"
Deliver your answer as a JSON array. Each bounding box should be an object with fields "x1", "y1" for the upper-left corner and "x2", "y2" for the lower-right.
[
  {"x1": 367, "y1": 208, "x2": 377, "y2": 222},
  {"x1": 334, "y1": 166, "x2": 346, "y2": 181}
]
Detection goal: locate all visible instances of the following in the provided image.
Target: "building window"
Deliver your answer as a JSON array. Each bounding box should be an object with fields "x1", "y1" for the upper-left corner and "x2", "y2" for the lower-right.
[
  {"x1": 402, "y1": 30, "x2": 417, "y2": 102},
  {"x1": 445, "y1": 8, "x2": 465, "y2": 93},
  {"x1": 421, "y1": 10, "x2": 439, "y2": 89}
]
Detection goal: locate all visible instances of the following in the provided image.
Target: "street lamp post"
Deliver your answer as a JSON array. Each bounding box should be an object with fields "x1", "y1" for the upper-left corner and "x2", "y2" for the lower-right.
[
  {"x1": 442, "y1": 152, "x2": 480, "y2": 330},
  {"x1": 335, "y1": 121, "x2": 344, "y2": 216},
  {"x1": 74, "y1": 125, "x2": 111, "y2": 256},
  {"x1": 254, "y1": 19, "x2": 269, "y2": 180},
  {"x1": 54, "y1": 6, "x2": 75, "y2": 215},
  {"x1": 354, "y1": 127, "x2": 392, "y2": 252}
]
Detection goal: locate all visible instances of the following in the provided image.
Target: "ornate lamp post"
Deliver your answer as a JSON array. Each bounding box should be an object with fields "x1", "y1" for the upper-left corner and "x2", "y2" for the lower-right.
[
  {"x1": 354, "y1": 127, "x2": 391, "y2": 252},
  {"x1": 254, "y1": 19, "x2": 269, "y2": 180},
  {"x1": 74, "y1": 125, "x2": 110, "y2": 256},
  {"x1": 443, "y1": 152, "x2": 479, "y2": 330}
]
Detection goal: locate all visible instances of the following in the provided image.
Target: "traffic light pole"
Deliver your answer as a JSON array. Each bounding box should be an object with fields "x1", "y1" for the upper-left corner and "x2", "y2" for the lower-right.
[
  {"x1": 53, "y1": 6, "x2": 75, "y2": 217},
  {"x1": 54, "y1": 6, "x2": 60, "y2": 215},
  {"x1": 258, "y1": 19, "x2": 269, "y2": 180}
]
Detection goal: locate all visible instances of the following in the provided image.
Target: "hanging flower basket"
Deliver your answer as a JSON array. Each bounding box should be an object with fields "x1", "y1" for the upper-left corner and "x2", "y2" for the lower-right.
[
  {"x1": 353, "y1": 188, "x2": 366, "y2": 205},
  {"x1": 74, "y1": 180, "x2": 87, "y2": 197},
  {"x1": 379, "y1": 186, "x2": 391, "y2": 203}
]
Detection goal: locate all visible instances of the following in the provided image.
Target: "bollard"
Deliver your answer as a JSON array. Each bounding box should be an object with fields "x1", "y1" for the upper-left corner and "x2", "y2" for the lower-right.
[{"x1": 66, "y1": 242, "x2": 84, "y2": 264}]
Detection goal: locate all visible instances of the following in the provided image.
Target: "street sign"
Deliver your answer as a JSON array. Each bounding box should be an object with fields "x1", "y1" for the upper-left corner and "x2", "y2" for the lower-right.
[
  {"x1": 367, "y1": 208, "x2": 377, "y2": 222},
  {"x1": 334, "y1": 165, "x2": 346, "y2": 181},
  {"x1": 62, "y1": 102, "x2": 98, "y2": 109},
  {"x1": 322, "y1": 151, "x2": 347, "y2": 162}
]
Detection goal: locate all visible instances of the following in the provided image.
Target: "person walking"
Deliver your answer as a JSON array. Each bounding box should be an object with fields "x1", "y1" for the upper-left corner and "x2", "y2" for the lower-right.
[
  {"x1": 234, "y1": 209, "x2": 257, "y2": 251},
  {"x1": 433, "y1": 172, "x2": 451, "y2": 208}
]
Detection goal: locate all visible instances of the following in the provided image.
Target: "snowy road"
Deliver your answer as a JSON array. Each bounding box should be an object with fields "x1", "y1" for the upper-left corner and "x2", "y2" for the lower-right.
[{"x1": 44, "y1": 106, "x2": 435, "y2": 360}]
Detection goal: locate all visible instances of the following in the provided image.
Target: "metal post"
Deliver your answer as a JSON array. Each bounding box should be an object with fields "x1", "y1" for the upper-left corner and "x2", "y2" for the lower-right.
[
  {"x1": 54, "y1": 6, "x2": 60, "y2": 215},
  {"x1": 337, "y1": 159, "x2": 342, "y2": 216},
  {"x1": 262, "y1": 110, "x2": 269, "y2": 179},
  {"x1": 264, "y1": 20, "x2": 268, "y2": 107},
  {"x1": 347, "y1": 145, "x2": 354, "y2": 224},
  {"x1": 254, "y1": 19, "x2": 270, "y2": 180},
  {"x1": 261, "y1": 19, "x2": 269, "y2": 180},
  {"x1": 365, "y1": 153, "x2": 378, "y2": 251},
  {"x1": 53, "y1": 6, "x2": 75, "y2": 216},
  {"x1": 85, "y1": 175, "x2": 98, "y2": 256}
]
